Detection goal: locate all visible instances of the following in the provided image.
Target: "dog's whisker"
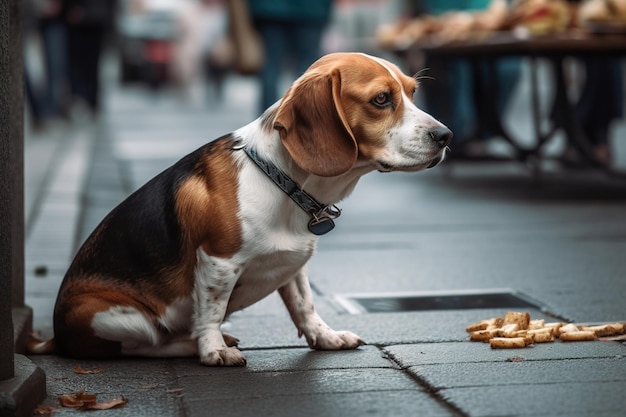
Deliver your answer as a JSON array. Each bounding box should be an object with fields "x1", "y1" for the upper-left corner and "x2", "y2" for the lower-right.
[{"x1": 412, "y1": 68, "x2": 435, "y2": 83}]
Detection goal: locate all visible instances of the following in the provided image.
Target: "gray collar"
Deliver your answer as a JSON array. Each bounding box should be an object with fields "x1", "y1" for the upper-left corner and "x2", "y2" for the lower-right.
[{"x1": 242, "y1": 146, "x2": 341, "y2": 235}]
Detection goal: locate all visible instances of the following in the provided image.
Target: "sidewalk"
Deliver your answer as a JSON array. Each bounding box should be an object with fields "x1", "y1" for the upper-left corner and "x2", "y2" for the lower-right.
[{"x1": 24, "y1": 65, "x2": 626, "y2": 416}]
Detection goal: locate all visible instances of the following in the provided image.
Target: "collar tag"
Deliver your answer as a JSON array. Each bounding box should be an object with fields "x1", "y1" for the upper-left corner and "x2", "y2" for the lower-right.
[{"x1": 308, "y1": 216, "x2": 335, "y2": 235}]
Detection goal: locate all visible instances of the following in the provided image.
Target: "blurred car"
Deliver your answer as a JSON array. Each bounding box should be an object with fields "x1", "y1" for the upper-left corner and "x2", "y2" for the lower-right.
[{"x1": 116, "y1": 0, "x2": 181, "y2": 87}]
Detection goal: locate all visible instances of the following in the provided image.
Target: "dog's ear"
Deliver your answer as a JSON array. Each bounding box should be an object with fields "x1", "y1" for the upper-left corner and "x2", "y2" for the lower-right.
[{"x1": 273, "y1": 69, "x2": 357, "y2": 177}]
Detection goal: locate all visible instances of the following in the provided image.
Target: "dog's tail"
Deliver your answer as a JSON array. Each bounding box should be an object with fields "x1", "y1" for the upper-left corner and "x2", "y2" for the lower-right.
[{"x1": 25, "y1": 334, "x2": 57, "y2": 355}]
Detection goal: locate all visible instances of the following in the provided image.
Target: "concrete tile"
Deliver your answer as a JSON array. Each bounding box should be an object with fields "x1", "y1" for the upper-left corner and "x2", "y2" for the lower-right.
[
  {"x1": 441, "y1": 381, "x2": 626, "y2": 417},
  {"x1": 30, "y1": 356, "x2": 179, "y2": 396},
  {"x1": 385, "y1": 341, "x2": 626, "y2": 366},
  {"x1": 30, "y1": 356, "x2": 184, "y2": 416},
  {"x1": 35, "y1": 388, "x2": 183, "y2": 417},
  {"x1": 177, "y1": 368, "x2": 419, "y2": 400},
  {"x1": 409, "y1": 357, "x2": 626, "y2": 389},
  {"x1": 173, "y1": 346, "x2": 396, "y2": 374},
  {"x1": 26, "y1": 270, "x2": 64, "y2": 288},
  {"x1": 25, "y1": 295, "x2": 55, "y2": 331},
  {"x1": 185, "y1": 390, "x2": 452, "y2": 417}
]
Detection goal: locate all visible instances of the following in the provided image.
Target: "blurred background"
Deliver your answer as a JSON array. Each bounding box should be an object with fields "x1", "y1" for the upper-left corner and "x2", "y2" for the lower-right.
[
  {"x1": 22, "y1": 0, "x2": 404, "y2": 127},
  {"x1": 22, "y1": 0, "x2": 626, "y2": 168}
]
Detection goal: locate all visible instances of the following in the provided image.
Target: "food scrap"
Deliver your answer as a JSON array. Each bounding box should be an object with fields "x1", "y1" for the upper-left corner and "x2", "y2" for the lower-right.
[
  {"x1": 74, "y1": 365, "x2": 102, "y2": 375},
  {"x1": 376, "y1": 0, "x2": 626, "y2": 49},
  {"x1": 33, "y1": 404, "x2": 56, "y2": 415},
  {"x1": 466, "y1": 311, "x2": 625, "y2": 349}
]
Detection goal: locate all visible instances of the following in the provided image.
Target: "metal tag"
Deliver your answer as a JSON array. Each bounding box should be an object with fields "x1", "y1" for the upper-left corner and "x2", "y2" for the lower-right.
[{"x1": 308, "y1": 216, "x2": 335, "y2": 235}]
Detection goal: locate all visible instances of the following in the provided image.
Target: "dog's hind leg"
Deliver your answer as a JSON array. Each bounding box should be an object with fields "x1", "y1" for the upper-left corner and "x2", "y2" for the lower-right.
[{"x1": 123, "y1": 336, "x2": 198, "y2": 357}]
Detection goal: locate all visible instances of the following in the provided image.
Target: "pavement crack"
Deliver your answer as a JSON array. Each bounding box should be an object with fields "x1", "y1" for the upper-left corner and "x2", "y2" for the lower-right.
[{"x1": 381, "y1": 347, "x2": 469, "y2": 417}]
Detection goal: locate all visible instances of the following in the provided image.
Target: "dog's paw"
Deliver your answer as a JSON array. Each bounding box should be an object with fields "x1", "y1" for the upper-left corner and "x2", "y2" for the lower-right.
[
  {"x1": 200, "y1": 346, "x2": 247, "y2": 366},
  {"x1": 307, "y1": 330, "x2": 365, "y2": 351}
]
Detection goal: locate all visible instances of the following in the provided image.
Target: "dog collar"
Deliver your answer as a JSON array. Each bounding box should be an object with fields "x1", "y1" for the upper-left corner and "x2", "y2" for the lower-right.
[{"x1": 242, "y1": 146, "x2": 341, "y2": 235}]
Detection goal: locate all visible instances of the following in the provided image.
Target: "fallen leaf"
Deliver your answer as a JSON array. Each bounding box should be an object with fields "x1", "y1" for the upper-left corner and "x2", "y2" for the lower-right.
[
  {"x1": 506, "y1": 357, "x2": 524, "y2": 362},
  {"x1": 85, "y1": 397, "x2": 128, "y2": 410},
  {"x1": 74, "y1": 365, "x2": 102, "y2": 375},
  {"x1": 58, "y1": 391, "x2": 97, "y2": 408},
  {"x1": 33, "y1": 404, "x2": 56, "y2": 415},
  {"x1": 58, "y1": 391, "x2": 128, "y2": 410}
]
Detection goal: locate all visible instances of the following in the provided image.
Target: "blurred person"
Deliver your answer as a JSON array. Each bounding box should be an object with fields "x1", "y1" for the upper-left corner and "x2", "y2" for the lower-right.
[
  {"x1": 63, "y1": 0, "x2": 117, "y2": 114},
  {"x1": 248, "y1": 0, "x2": 333, "y2": 114},
  {"x1": 171, "y1": 0, "x2": 230, "y2": 103},
  {"x1": 23, "y1": 0, "x2": 46, "y2": 129},
  {"x1": 36, "y1": 0, "x2": 69, "y2": 120},
  {"x1": 414, "y1": 0, "x2": 522, "y2": 158}
]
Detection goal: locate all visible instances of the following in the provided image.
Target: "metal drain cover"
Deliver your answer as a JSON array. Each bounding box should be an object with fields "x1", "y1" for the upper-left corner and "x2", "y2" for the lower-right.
[{"x1": 333, "y1": 288, "x2": 542, "y2": 314}]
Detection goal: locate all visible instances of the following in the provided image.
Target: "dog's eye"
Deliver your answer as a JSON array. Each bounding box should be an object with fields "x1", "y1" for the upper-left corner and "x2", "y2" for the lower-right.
[{"x1": 371, "y1": 92, "x2": 391, "y2": 108}]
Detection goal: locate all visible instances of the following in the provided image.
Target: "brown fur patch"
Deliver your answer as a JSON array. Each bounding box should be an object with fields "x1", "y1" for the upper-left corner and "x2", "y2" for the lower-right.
[
  {"x1": 175, "y1": 142, "x2": 242, "y2": 258},
  {"x1": 54, "y1": 278, "x2": 167, "y2": 358}
]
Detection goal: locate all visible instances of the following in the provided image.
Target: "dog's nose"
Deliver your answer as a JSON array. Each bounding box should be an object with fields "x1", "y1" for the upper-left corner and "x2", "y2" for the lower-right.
[{"x1": 428, "y1": 126, "x2": 453, "y2": 148}]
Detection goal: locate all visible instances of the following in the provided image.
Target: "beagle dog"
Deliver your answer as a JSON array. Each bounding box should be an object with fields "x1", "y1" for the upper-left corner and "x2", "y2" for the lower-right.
[{"x1": 29, "y1": 53, "x2": 452, "y2": 366}]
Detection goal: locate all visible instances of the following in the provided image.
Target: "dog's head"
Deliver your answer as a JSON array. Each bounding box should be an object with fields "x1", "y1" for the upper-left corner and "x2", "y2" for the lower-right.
[{"x1": 272, "y1": 52, "x2": 452, "y2": 177}]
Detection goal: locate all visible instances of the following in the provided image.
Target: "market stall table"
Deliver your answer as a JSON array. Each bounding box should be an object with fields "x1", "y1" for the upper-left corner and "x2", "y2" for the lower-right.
[{"x1": 396, "y1": 33, "x2": 626, "y2": 176}]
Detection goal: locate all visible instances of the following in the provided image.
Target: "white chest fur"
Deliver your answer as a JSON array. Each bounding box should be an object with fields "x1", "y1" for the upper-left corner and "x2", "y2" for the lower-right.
[{"x1": 196, "y1": 153, "x2": 319, "y2": 316}]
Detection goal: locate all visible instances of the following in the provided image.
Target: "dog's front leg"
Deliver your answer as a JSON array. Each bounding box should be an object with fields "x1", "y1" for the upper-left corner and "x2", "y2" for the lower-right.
[
  {"x1": 193, "y1": 250, "x2": 246, "y2": 366},
  {"x1": 279, "y1": 268, "x2": 365, "y2": 350}
]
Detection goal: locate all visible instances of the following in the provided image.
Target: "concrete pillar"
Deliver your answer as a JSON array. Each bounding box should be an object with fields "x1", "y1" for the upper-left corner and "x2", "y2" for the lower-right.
[{"x1": 0, "y1": 1, "x2": 47, "y2": 415}]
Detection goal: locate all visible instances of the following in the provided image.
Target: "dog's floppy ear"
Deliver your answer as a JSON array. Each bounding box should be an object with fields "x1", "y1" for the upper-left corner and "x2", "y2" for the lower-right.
[{"x1": 273, "y1": 69, "x2": 357, "y2": 177}]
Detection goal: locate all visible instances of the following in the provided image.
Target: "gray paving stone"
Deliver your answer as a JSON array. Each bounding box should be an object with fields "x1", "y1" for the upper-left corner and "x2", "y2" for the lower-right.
[
  {"x1": 30, "y1": 356, "x2": 184, "y2": 416},
  {"x1": 385, "y1": 341, "x2": 626, "y2": 366},
  {"x1": 185, "y1": 390, "x2": 454, "y2": 417},
  {"x1": 177, "y1": 368, "x2": 421, "y2": 400},
  {"x1": 409, "y1": 357, "x2": 626, "y2": 389},
  {"x1": 173, "y1": 346, "x2": 397, "y2": 373},
  {"x1": 30, "y1": 356, "x2": 179, "y2": 396},
  {"x1": 440, "y1": 381, "x2": 626, "y2": 417}
]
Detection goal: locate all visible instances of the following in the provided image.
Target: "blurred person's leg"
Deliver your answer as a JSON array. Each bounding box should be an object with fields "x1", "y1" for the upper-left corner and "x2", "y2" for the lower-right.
[
  {"x1": 450, "y1": 60, "x2": 476, "y2": 144},
  {"x1": 495, "y1": 58, "x2": 522, "y2": 117},
  {"x1": 24, "y1": 69, "x2": 44, "y2": 129},
  {"x1": 67, "y1": 26, "x2": 86, "y2": 109},
  {"x1": 67, "y1": 26, "x2": 104, "y2": 113},
  {"x1": 40, "y1": 20, "x2": 67, "y2": 118},
  {"x1": 256, "y1": 20, "x2": 289, "y2": 113},
  {"x1": 292, "y1": 21, "x2": 326, "y2": 76}
]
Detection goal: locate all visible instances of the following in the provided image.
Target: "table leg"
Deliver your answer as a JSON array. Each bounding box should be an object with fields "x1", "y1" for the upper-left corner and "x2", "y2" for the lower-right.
[{"x1": 548, "y1": 57, "x2": 604, "y2": 168}]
